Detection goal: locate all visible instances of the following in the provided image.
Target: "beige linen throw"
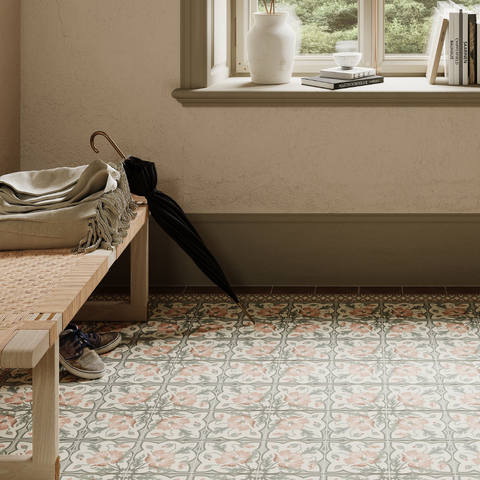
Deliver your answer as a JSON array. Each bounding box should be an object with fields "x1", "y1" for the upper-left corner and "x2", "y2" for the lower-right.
[{"x1": 0, "y1": 160, "x2": 137, "y2": 252}]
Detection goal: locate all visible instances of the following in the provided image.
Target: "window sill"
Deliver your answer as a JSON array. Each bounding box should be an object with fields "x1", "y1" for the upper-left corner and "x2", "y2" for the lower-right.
[{"x1": 172, "y1": 76, "x2": 480, "y2": 107}]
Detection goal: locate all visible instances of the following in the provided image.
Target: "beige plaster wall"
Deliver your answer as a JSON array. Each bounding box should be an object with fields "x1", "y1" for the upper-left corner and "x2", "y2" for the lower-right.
[
  {"x1": 0, "y1": 0, "x2": 20, "y2": 176},
  {"x1": 20, "y1": 1, "x2": 480, "y2": 214}
]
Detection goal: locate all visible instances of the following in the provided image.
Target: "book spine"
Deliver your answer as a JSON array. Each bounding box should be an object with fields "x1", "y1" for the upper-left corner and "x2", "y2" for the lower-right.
[
  {"x1": 469, "y1": 13, "x2": 476, "y2": 84},
  {"x1": 462, "y1": 11, "x2": 468, "y2": 85},
  {"x1": 458, "y1": 10, "x2": 463, "y2": 85},
  {"x1": 478, "y1": 21, "x2": 480, "y2": 84},
  {"x1": 449, "y1": 11, "x2": 457, "y2": 85},
  {"x1": 334, "y1": 77, "x2": 383, "y2": 89}
]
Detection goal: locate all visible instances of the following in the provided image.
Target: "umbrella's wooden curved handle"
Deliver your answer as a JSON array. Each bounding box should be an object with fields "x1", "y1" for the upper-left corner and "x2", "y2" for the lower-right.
[{"x1": 90, "y1": 131, "x2": 127, "y2": 160}]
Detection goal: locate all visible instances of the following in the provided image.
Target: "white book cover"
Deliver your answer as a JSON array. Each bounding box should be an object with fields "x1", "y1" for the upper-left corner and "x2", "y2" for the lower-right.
[
  {"x1": 319, "y1": 66, "x2": 376, "y2": 79},
  {"x1": 426, "y1": 12, "x2": 449, "y2": 84}
]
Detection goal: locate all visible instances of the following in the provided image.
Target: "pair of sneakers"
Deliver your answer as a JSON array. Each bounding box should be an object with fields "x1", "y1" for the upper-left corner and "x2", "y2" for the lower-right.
[{"x1": 59, "y1": 324, "x2": 122, "y2": 379}]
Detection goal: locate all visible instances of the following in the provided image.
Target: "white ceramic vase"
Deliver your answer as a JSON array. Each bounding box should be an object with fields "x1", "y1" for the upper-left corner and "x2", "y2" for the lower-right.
[{"x1": 247, "y1": 12, "x2": 296, "y2": 85}]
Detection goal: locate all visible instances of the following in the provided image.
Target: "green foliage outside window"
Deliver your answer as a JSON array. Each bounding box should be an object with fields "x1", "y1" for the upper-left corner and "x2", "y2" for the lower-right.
[{"x1": 258, "y1": 0, "x2": 480, "y2": 54}]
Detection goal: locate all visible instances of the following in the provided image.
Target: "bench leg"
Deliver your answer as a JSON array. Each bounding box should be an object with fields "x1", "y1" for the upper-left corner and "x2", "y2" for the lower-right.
[
  {"x1": 0, "y1": 339, "x2": 59, "y2": 480},
  {"x1": 33, "y1": 338, "x2": 59, "y2": 478}
]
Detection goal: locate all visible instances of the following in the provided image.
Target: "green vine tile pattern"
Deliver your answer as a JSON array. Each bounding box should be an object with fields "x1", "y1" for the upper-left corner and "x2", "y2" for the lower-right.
[{"x1": 0, "y1": 298, "x2": 479, "y2": 478}]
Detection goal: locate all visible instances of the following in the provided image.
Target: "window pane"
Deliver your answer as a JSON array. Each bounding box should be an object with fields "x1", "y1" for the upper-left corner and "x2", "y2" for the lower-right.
[{"x1": 257, "y1": 0, "x2": 358, "y2": 55}]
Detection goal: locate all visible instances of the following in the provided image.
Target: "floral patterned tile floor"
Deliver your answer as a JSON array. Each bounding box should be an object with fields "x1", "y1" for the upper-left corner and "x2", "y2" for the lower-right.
[{"x1": 1, "y1": 298, "x2": 480, "y2": 479}]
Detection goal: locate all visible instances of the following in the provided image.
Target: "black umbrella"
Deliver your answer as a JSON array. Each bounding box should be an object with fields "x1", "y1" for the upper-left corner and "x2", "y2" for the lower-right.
[{"x1": 90, "y1": 131, "x2": 255, "y2": 323}]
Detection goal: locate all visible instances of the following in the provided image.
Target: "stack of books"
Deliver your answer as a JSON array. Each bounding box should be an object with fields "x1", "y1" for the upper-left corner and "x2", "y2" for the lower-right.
[
  {"x1": 428, "y1": 1, "x2": 480, "y2": 85},
  {"x1": 301, "y1": 67, "x2": 384, "y2": 90}
]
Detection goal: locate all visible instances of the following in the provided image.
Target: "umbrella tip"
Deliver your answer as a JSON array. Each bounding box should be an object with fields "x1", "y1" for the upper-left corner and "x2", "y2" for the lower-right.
[{"x1": 237, "y1": 302, "x2": 255, "y2": 325}]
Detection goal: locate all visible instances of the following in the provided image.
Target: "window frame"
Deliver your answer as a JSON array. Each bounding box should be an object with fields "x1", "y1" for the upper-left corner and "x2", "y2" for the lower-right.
[{"x1": 234, "y1": 0, "x2": 437, "y2": 77}]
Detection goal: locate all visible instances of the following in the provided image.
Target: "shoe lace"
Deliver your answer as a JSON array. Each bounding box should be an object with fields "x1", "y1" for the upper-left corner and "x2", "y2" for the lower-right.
[{"x1": 61, "y1": 329, "x2": 95, "y2": 353}]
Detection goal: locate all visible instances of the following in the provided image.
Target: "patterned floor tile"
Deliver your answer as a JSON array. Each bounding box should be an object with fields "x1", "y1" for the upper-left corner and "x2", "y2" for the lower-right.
[
  {"x1": 390, "y1": 442, "x2": 453, "y2": 474},
  {"x1": 330, "y1": 385, "x2": 385, "y2": 410},
  {"x1": 1, "y1": 298, "x2": 480, "y2": 478},
  {"x1": 129, "y1": 440, "x2": 197, "y2": 474},
  {"x1": 196, "y1": 441, "x2": 261, "y2": 474},
  {"x1": 267, "y1": 411, "x2": 326, "y2": 439},
  {"x1": 388, "y1": 411, "x2": 448, "y2": 440},
  {"x1": 324, "y1": 441, "x2": 388, "y2": 475},
  {"x1": 331, "y1": 361, "x2": 384, "y2": 384},
  {"x1": 387, "y1": 385, "x2": 444, "y2": 410},
  {"x1": 277, "y1": 361, "x2": 329, "y2": 384},
  {"x1": 260, "y1": 441, "x2": 325, "y2": 473},
  {"x1": 145, "y1": 411, "x2": 208, "y2": 439},
  {"x1": 206, "y1": 411, "x2": 268, "y2": 440},
  {"x1": 328, "y1": 411, "x2": 387, "y2": 440}
]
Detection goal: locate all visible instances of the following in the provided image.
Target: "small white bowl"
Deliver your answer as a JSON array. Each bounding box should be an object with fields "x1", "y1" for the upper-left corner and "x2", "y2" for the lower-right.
[{"x1": 333, "y1": 52, "x2": 362, "y2": 69}]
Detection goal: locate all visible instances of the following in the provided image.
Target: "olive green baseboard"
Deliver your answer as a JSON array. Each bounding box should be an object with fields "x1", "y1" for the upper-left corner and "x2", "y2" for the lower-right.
[{"x1": 102, "y1": 213, "x2": 480, "y2": 287}]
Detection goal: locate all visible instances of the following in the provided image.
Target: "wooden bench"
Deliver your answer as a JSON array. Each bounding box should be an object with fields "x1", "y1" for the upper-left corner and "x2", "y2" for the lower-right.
[{"x1": 0, "y1": 202, "x2": 149, "y2": 480}]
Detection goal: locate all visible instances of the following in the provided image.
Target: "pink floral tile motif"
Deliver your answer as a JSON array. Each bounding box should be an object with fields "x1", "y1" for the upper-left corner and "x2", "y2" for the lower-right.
[
  {"x1": 329, "y1": 411, "x2": 386, "y2": 440},
  {"x1": 390, "y1": 442, "x2": 452, "y2": 474},
  {"x1": 189, "y1": 320, "x2": 237, "y2": 338},
  {"x1": 291, "y1": 302, "x2": 334, "y2": 319},
  {"x1": 83, "y1": 411, "x2": 149, "y2": 439},
  {"x1": 383, "y1": 303, "x2": 427, "y2": 319},
  {"x1": 334, "y1": 340, "x2": 382, "y2": 360},
  {"x1": 389, "y1": 412, "x2": 447, "y2": 440},
  {"x1": 0, "y1": 410, "x2": 29, "y2": 438},
  {"x1": 436, "y1": 340, "x2": 480, "y2": 360},
  {"x1": 179, "y1": 340, "x2": 232, "y2": 361},
  {"x1": 444, "y1": 385, "x2": 480, "y2": 410},
  {"x1": 246, "y1": 302, "x2": 290, "y2": 319},
  {"x1": 453, "y1": 442, "x2": 480, "y2": 473},
  {"x1": 330, "y1": 385, "x2": 384, "y2": 410},
  {"x1": 196, "y1": 441, "x2": 260, "y2": 473},
  {"x1": 216, "y1": 385, "x2": 272, "y2": 411},
  {"x1": 277, "y1": 362, "x2": 329, "y2": 384},
  {"x1": 12, "y1": 440, "x2": 72, "y2": 460},
  {"x1": 325, "y1": 441, "x2": 387, "y2": 474},
  {"x1": 198, "y1": 303, "x2": 240, "y2": 320},
  {"x1": 63, "y1": 440, "x2": 134, "y2": 474},
  {"x1": 140, "y1": 320, "x2": 190, "y2": 338},
  {"x1": 97, "y1": 343, "x2": 130, "y2": 360},
  {"x1": 332, "y1": 362, "x2": 383, "y2": 384},
  {"x1": 439, "y1": 362, "x2": 480, "y2": 384},
  {"x1": 146, "y1": 411, "x2": 207, "y2": 439},
  {"x1": 0, "y1": 385, "x2": 32, "y2": 410},
  {"x1": 385, "y1": 361, "x2": 438, "y2": 384},
  {"x1": 127, "y1": 337, "x2": 182, "y2": 361},
  {"x1": 267, "y1": 412, "x2": 326, "y2": 439},
  {"x1": 232, "y1": 339, "x2": 283, "y2": 360},
  {"x1": 335, "y1": 320, "x2": 381, "y2": 339},
  {"x1": 283, "y1": 339, "x2": 330, "y2": 360},
  {"x1": 273, "y1": 385, "x2": 329, "y2": 410},
  {"x1": 158, "y1": 385, "x2": 217, "y2": 410},
  {"x1": 384, "y1": 339, "x2": 435, "y2": 360},
  {"x1": 99, "y1": 385, "x2": 159, "y2": 410},
  {"x1": 387, "y1": 385, "x2": 443, "y2": 410},
  {"x1": 61, "y1": 475, "x2": 125, "y2": 480},
  {"x1": 170, "y1": 362, "x2": 224, "y2": 384},
  {"x1": 130, "y1": 440, "x2": 196, "y2": 473},
  {"x1": 115, "y1": 361, "x2": 171, "y2": 383},
  {"x1": 223, "y1": 361, "x2": 278, "y2": 384},
  {"x1": 238, "y1": 320, "x2": 285, "y2": 338},
  {"x1": 384, "y1": 319, "x2": 430, "y2": 339},
  {"x1": 449, "y1": 412, "x2": 480, "y2": 439},
  {"x1": 286, "y1": 321, "x2": 333, "y2": 339},
  {"x1": 431, "y1": 319, "x2": 479, "y2": 339},
  {"x1": 430, "y1": 302, "x2": 475, "y2": 320},
  {"x1": 22, "y1": 410, "x2": 89, "y2": 440},
  {"x1": 59, "y1": 384, "x2": 103, "y2": 410},
  {"x1": 85, "y1": 322, "x2": 141, "y2": 337},
  {"x1": 150, "y1": 302, "x2": 198, "y2": 319},
  {"x1": 206, "y1": 411, "x2": 268, "y2": 440},
  {"x1": 337, "y1": 303, "x2": 381, "y2": 320},
  {"x1": 262, "y1": 441, "x2": 324, "y2": 473}
]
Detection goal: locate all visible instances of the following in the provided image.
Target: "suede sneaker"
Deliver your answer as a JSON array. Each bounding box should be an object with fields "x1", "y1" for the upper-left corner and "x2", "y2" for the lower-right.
[
  {"x1": 59, "y1": 328, "x2": 106, "y2": 380},
  {"x1": 65, "y1": 324, "x2": 122, "y2": 355}
]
